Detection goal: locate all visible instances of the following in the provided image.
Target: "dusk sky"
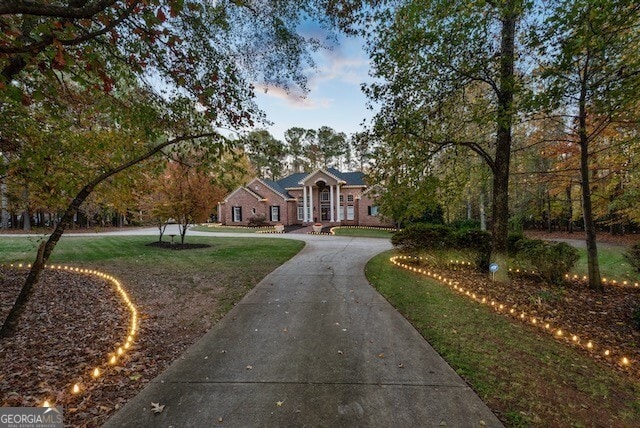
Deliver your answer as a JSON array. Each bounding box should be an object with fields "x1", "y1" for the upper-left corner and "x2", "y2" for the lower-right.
[{"x1": 253, "y1": 33, "x2": 374, "y2": 142}]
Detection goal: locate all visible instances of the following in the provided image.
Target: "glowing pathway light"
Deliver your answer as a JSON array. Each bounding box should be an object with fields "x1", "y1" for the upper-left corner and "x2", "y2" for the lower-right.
[
  {"x1": 389, "y1": 255, "x2": 632, "y2": 372},
  {"x1": 3, "y1": 262, "x2": 140, "y2": 404}
]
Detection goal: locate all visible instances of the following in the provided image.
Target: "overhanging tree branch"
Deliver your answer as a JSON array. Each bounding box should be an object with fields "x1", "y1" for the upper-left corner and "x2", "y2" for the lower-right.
[
  {"x1": 0, "y1": 0, "x2": 120, "y2": 19},
  {"x1": 0, "y1": 131, "x2": 225, "y2": 339}
]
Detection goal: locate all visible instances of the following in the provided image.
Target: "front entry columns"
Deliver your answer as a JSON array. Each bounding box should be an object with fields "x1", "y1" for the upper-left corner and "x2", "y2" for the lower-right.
[
  {"x1": 329, "y1": 185, "x2": 335, "y2": 222},
  {"x1": 303, "y1": 185, "x2": 308, "y2": 222},
  {"x1": 336, "y1": 184, "x2": 341, "y2": 222},
  {"x1": 309, "y1": 185, "x2": 314, "y2": 223}
]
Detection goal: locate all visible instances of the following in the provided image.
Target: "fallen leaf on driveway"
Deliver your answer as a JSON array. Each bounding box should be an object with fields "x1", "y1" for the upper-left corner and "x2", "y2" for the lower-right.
[
  {"x1": 246, "y1": 365, "x2": 253, "y2": 370},
  {"x1": 151, "y1": 402, "x2": 165, "y2": 414},
  {"x1": 276, "y1": 401, "x2": 284, "y2": 407}
]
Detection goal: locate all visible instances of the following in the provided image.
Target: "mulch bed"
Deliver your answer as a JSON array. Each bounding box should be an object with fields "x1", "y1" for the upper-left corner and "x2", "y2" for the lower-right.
[
  {"x1": 146, "y1": 241, "x2": 211, "y2": 250},
  {"x1": 0, "y1": 267, "x2": 198, "y2": 427},
  {"x1": 401, "y1": 258, "x2": 640, "y2": 377}
]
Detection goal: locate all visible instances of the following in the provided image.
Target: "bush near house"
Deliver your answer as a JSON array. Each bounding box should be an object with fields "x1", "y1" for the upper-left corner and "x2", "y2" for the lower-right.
[
  {"x1": 452, "y1": 229, "x2": 492, "y2": 269},
  {"x1": 391, "y1": 223, "x2": 453, "y2": 253},
  {"x1": 512, "y1": 237, "x2": 579, "y2": 284},
  {"x1": 392, "y1": 225, "x2": 578, "y2": 284},
  {"x1": 624, "y1": 243, "x2": 640, "y2": 274},
  {"x1": 247, "y1": 215, "x2": 268, "y2": 227},
  {"x1": 391, "y1": 224, "x2": 492, "y2": 268}
]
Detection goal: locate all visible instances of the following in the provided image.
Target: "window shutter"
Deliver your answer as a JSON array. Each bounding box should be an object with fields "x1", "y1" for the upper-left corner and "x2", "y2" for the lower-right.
[
  {"x1": 368, "y1": 206, "x2": 371, "y2": 215},
  {"x1": 239, "y1": 207, "x2": 242, "y2": 221}
]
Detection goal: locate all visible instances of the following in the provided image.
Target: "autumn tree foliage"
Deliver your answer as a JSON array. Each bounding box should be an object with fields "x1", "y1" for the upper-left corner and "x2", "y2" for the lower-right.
[
  {"x1": 532, "y1": 0, "x2": 640, "y2": 290},
  {"x1": 156, "y1": 159, "x2": 226, "y2": 245},
  {"x1": 362, "y1": 0, "x2": 527, "y2": 281},
  {"x1": 0, "y1": 0, "x2": 357, "y2": 337}
]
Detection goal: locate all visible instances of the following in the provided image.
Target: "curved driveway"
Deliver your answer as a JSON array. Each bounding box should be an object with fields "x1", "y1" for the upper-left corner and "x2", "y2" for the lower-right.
[{"x1": 89, "y1": 229, "x2": 501, "y2": 426}]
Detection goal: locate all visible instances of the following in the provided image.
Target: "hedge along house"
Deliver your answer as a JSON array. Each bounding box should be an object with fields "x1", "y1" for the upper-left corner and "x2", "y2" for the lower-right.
[{"x1": 218, "y1": 168, "x2": 392, "y2": 227}]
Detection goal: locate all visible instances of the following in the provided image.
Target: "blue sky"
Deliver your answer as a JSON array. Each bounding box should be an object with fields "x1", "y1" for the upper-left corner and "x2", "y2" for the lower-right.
[{"x1": 253, "y1": 34, "x2": 374, "y2": 142}]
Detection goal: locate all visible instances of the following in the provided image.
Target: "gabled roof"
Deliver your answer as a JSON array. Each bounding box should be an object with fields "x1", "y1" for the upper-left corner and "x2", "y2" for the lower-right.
[
  {"x1": 289, "y1": 168, "x2": 366, "y2": 187},
  {"x1": 277, "y1": 172, "x2": 308, "y2": 189},
  {"x1": 260, "y1": 178, "x2": 294, "y2": 200},
  {"x1": 223, "y1": 186, "x2": 264, "y2": 203},
  {"x1": 297, "y1": 168, "x2": 345, "y2": 186},
  {"x1": 328, "y1": 168, "x2": 365, "y2": 186}
]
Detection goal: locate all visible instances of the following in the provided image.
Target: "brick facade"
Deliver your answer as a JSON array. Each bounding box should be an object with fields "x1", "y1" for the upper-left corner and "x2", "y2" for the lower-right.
[{"x1": 219, "y1": 169, "x2": 393, "y2": 227}]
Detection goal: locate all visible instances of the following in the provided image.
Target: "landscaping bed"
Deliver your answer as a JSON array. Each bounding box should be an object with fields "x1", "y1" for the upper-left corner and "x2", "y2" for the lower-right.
[
  {"x1": 0, "y1": 236, "x2": 304, "y2": 427},
  {"x1": 367, "y1": 252, "x2": 640, "y2": 426},
  {"x1": 403, "y1": 259, "x2": 640, "y2": 377}
]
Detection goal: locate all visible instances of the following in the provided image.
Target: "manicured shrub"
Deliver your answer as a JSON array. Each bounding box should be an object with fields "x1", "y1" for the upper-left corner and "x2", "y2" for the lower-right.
[
  {"x1": 248, "y1": 215, "x2": 267, "y2": 227},
  {"x1": 508, "y1": 232, "x2": 526, "y2": 254},
  {"x1": 515, "y1": 238, "x2": 579, "y2": 284},
  {"x1": 453, "y1": 229, "x2": 492, "y2": 269},
  {"x1": 624, "y1": 243, "x2": 640, "y2": 274},
  {"x1": 391, "y1": 223, "x2": 453, "y2": 253},
  {"x1": 449, "y1": 219, "x2": 481, "y2": 231}
]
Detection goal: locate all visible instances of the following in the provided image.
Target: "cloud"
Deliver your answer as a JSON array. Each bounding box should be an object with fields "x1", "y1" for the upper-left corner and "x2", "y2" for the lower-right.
[
  {"x1": 259, "y1": 85, "x2": 333, "y2": 110},
  {"x1": 260, "y1": 37, "x2": 370, "y2": 108}
]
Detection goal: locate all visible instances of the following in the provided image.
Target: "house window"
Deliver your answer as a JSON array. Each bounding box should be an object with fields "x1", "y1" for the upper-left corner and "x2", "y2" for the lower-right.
[
  {"x1": 368, "y1": 206, "x2": 379, "y2": 216},
  {"x1": 270, "y1": 206, "x2": 280, "y2": 222},
  {"x1": 339, "y1": 195, "x2": 344, "y2": 203},
  {"x1": 297, "y1": 197, "x2": 304, "y2": 220},
  {"x1": 232, "y1": 206, "x2": 242, "y2": 222},
  {"x1": 347, "y1": 194, "x2": 354, "y2": 203},
  {"x1": 321, "y1": 189, "x2": 330, "y2": 202},
  {"x1": 339, "y1": 205, "x2": 344, "y2": 221},
  {"x1": 347, "y1": 205, "x2": 354, "y2": 220}
]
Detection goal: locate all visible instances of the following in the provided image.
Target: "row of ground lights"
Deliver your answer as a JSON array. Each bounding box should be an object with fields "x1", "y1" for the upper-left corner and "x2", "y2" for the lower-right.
[
  {"x1": 444, "y1": 258, "x2": 640, "y2": 289},
  {"x1": 390, "y1": 256, "x2": 632, "y2": 368},
  {"x1": 6, "y1": 263, "x2": 138, "y2": 407},
  {"x1": 329, "y1": 226, "x2": 397, "y2": 235}
]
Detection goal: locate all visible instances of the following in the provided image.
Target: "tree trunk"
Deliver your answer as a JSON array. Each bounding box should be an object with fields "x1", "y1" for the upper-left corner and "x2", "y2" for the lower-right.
[
  {"x1": 179, "y1": 218, "x2": 188, "y2": 244},
  {"x1": 566, "y1": 184, "x2": 573, "y2": 233},
  {"x1": 1, "y1": 132, "x2": 218, "y2": 338},
  {"x1": 490, "y1": 2, "x2": 517, "y2": 282},
  {"x1": 480, "y1": 191, "x2": 487, "y2": 231},
  {"x1": 547, "y1": 189, "x2": 552, "y2": 233},
  {"x1": 578, "y1": 57, "x2": 602, "y2": 291},
  {"x1": 1, "y1": 180, "x2": 9, "y2": 229},
  {"x1": 22, "y1": 186, "x2": 31, "y2": 231},
  {"x1": 0, "y1": 184, "x2": 93, "y2": 338}
]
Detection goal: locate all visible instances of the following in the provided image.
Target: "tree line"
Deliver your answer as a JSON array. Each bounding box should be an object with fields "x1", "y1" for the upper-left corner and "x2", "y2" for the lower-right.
[
  {"x1": 240, "y1": 126, "x2": 370, "y2": 180},
  {"x1": 361, "y1": 0, "x2": 640, "y2": 289}
]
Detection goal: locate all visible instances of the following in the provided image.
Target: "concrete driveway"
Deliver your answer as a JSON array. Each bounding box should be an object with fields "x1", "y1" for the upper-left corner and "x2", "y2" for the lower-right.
[{"x1": 103, "y1": 231, "x2": 501, "y2": 427}]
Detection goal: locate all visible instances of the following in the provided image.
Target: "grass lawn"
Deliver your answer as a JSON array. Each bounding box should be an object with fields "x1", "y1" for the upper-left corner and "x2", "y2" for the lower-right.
[
  {"x1": 0, "y1": 235, "x2": 304, "y2": 324},
  {"x1": 331, "y1": 227, "x2": 396, "y2": 239},
  {"x1": 190, "y1": 225, "x2": 260, "y2": 233},
  {"x1": 574, "y1": 246, "x2": 640, "y2": 283},
  {"x1": 0, "y1": 234, "x2": 304, "y2": 425},
  {"x1": 366, "y1": 250, "x2": 640, "y2": 427}
]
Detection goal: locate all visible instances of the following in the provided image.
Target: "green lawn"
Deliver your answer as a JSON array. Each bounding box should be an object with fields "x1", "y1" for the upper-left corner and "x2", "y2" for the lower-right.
[
  {"x1": 573, "y1": 246, "x2": 640, "y2": 283},
  {"x1": 0, "y1": 235, "x2": 302, "y2": 266},
  {"x1": 190, "y1": 225, "x2": 261, "y2": 233},
  {"x1": 331, "y1": 227, "x2": 396, "y2": 239},
  {"x1": 366, "y1": 251, "x2": 640, "y2": 426}
]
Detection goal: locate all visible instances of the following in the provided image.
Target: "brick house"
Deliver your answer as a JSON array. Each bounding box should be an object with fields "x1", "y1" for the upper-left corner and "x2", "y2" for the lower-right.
[{"x1": 218, "y1": 168, "x2": 392, "y2": 227}]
